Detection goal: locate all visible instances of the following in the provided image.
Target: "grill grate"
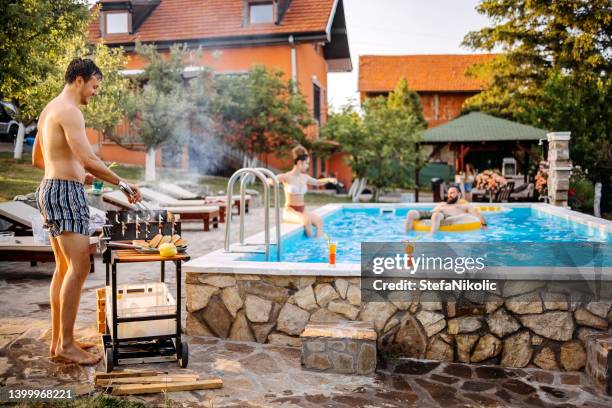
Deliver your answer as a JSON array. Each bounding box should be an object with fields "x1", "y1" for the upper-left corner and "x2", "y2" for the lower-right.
[{"x1": 102, "y1": 210, "x2": 181, "y2": 242}]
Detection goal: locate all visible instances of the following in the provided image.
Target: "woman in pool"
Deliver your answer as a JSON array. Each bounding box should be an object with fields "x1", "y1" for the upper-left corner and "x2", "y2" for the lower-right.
[{"x1": 276, "y1": 145, "x2": 337, "y2": 237}]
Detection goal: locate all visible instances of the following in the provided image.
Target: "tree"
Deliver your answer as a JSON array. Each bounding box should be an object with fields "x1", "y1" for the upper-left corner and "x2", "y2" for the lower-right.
[
  {"x1": 387, "y1": 78, "x2": 427, "y2": 130},
  {"x1": 462, "y1": 0, "x2": 612, "y2": 178},
  {"x1": 323, "y1": 80, "x2": 426, "y2": 201},
  {"x1": 84, "y1": 43, "x2": 131, "y2": 138},
  {"x1": 362, "y1": 94, "x2": 425, "y2": 200},
  {"x1": 322, "y1": 105, "x2": 369, "y2": 180},
  {"x1": 22, "y1": 35, "x2": 129, "y2": 135},
  {"x1": 116, "y1": 43, "x2": 192, "y2": 181},
  {"x1": 0, "y1": 0, "x2": 90, "y2": 119},
  {"x1": 213, "y1": 65, "x2": 312, "y2": 165},
  {"x1": 1, "y1": 3, "x2": 128, "y2": 159},
  {"x1": 522, "y1": 71, "x2": 611, "y2": 176}
]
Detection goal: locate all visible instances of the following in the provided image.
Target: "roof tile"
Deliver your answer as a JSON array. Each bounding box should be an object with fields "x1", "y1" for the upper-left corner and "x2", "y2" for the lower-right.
[
  {"x1": 89, "y1": 0, "x2": 335, "y2": 44},
  {"x1": 359, "y1": 54, "x2": 496, "y2": 92}
]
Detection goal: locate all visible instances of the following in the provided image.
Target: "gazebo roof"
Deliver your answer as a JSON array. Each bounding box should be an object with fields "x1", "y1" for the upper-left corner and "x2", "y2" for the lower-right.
[{"x1": 422, "y1": 112, "x2": 548, "y2": 143}]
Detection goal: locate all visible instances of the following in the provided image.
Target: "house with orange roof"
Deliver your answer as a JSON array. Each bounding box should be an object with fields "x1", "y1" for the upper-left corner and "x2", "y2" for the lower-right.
[
  {"x1": 358, "y1": 54, "x2": 494, "y2": 128},
  {"x1": 358, "y1": 54, "x2": 546, "y2": 190},
  {"x1": 87, "y1": 0, "x2": 351, "y2": 182}
]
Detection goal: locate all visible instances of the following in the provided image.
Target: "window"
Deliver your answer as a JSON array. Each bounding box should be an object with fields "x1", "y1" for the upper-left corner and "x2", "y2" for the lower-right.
[
  {"x1": 106, "y1": 12, "x2": 129, "y2": 34},
  {"x1": 313, "y1": 83, "x2": 321, "y2": 125},
  {"x1": 249, "y1": 3, "x2": 273, "y2": 24}
]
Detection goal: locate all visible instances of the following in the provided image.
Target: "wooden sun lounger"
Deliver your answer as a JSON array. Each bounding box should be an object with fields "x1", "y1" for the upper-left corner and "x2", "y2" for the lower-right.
[
  {"x1": 157, "y1": 183, "x2": 251, "y2": 215},
  {"x1": 140, "y1": 187, "x2": 227, "y2": 222},
  {"x1": 205, "y1": 195, "x2": 251, "y2": 215},
  {"x1": 140, "y1": 187, "x2": 208, "y2": 207},
  {"x1": 0, "y1": 201, "x2": 36, "y2": 234},
  {"x1": 158, "y1": 182, "x2": 202, "y2": 200},
  {"x1": 0, "y1": 235, "x2": 99, "y2": 273},
  {"x1": 0, "y1": 201, "x2": 105, "y2": 234},
  {"x1": 102, "y1": 191, "x2": 220, "y2": 231}
]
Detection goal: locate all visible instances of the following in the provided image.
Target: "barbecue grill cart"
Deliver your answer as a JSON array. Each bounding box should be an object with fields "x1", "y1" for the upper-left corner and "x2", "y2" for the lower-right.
[{"x1": 101, "y1": 210, "x2": 189, "y2": 372}]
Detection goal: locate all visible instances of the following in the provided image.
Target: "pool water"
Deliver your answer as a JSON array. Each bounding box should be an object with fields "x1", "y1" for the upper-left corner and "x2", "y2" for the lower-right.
[{"x1": 244, "y1": 207, "x2": 611, "y2": 264}]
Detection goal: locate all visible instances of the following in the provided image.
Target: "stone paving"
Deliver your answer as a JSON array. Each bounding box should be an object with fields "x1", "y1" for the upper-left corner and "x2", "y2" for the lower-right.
[{"x1": 1, "y1": 204, "x2": 612, "y2": 406}]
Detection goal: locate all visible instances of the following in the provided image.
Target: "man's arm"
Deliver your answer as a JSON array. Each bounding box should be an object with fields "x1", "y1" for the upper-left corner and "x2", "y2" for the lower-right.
[
  {"x1": 32, "y1": 132, "x2": 44, "y2": 169},
  {"x1": 60, "y1": 108, "x2": 141, "y2": 201},
  {"x1": 467, "y1": 206, "x2": 486, "y2": 225},
  {"x1": 432, "y1": 204, "x2": 443, "y2": 213}
]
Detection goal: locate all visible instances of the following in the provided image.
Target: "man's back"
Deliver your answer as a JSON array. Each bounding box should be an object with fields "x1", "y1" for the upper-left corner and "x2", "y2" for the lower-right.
[{"x1": 36, "y1": 97, "x2": 85, "y2": 183}]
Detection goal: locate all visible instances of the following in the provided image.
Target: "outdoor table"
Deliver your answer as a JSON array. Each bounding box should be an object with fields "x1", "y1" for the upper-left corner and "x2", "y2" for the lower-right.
[{"x1": 0, "y1": 235, "x2": 99, "y2": 272}]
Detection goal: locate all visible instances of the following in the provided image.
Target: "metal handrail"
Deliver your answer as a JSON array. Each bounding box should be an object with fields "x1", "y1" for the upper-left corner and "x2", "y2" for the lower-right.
[
  {"x1": 254, "y1": 167, "x2": 281, "y2": 261},
  {"x1": 224, "y1": 168, "x2": 281, "y2": 261},
  {"x1": 240, "y1": 168, "x2": 281, "y2": 245}
]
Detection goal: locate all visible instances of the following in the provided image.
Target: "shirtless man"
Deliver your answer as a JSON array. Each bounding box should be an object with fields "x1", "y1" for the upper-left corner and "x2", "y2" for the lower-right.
[
  {"x1": 405, "y1": 186, "x2": 486, "y2": 233},
  {"x1": 32, "y1": 58, "x2": 142, "y2": 365}
]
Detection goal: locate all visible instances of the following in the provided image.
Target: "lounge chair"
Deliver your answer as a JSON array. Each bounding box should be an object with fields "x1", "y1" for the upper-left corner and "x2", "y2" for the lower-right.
[
  {"x1": 509, "y1": 182, "x2": 534, "y2": 202},
  {"x1": 0, "y1": 235, "x2": 98, "y2": 273},
  {"x1": 0, "y1": 201, "x2": 106, "y2": 234},
  {"x1": 157, "y1": 182, "x2": 251, "y2": 214},
  {"x1": 139, "y1": 187, "x2": 227, "y2": 222},
  {"x1": 102, "y1": 190, "x2": 220, "y2": 231},
  {"x1": 158, "y1": 182, "x2": 202, "y2": 200},
  {"x1": 495, "y1": 182, "x2": 515, "y2": 203}
]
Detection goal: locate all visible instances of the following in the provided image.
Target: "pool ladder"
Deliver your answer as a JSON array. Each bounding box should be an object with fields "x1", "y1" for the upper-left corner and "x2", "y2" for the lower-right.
[{"x1": 224, "y1": 168, "x2": 281, "y2": 261}]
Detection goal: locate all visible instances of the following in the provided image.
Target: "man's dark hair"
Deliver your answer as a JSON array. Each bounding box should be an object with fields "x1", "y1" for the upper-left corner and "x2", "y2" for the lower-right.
[
  {"x1": 448, "y1": 184, "x2": 462, "y2": 194},
  {"x1": 65, "y1": 58, "x2": 103, "y2": 84}
]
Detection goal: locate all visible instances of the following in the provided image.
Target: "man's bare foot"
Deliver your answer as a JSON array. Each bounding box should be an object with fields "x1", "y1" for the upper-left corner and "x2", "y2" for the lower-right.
[
  {"x1": 50, "y1": 340, "x2": 97, "y2": 357},
  {"x1": 54, "y1": 343, "x2": 101, "y2": 365}
]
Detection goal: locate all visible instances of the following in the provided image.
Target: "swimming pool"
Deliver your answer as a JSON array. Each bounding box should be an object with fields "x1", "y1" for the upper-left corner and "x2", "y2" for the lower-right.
[
  {"x1": 241, "y1": 205, "x2": 611, "y2": 264},
  {"x1": 182, "y1": 203, "x2": 612, "y2": 370},
  {"x1": 183, "y1": 203, "x2": 612, "y2": 279}
]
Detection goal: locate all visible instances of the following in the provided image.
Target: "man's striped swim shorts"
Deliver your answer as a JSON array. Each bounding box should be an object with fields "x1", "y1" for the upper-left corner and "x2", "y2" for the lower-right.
[{"x1": 36, "y1": 179, "x2": 90, "y2": 237}]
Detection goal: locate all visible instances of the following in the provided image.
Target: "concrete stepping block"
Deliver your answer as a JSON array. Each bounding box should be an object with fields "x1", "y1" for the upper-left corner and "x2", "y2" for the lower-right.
[{"x1": 300, "y1": 321, "x2": 377, "y2": 375}]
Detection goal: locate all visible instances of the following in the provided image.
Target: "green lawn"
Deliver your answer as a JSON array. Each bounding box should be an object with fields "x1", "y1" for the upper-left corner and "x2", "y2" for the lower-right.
[
  {"x1": 0, "y1": 152, "x2": 44, "y2": 202},
  {"x1": 0, "y1": 152, "x2": 351, "y2": 206},
  {"x1": 20, "y1": 395, "x2": 151, "y2": 408},
  {"x1": 0, "y1": 152, "x2": 144, "y2": 202}
]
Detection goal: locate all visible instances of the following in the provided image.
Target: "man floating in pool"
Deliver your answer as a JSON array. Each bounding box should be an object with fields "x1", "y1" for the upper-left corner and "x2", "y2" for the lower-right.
[
  {"x1": 405, "y1": 185, "x2": 486, "y2": 233},
  {"x1": 276, "y1": 145, "x2": 338, "y2": 237}
]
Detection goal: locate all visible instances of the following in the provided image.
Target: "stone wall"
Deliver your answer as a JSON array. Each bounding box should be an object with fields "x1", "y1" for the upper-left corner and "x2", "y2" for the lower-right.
[{"x1": 186, "y1": 273, "x2": 612, "y2": 372}]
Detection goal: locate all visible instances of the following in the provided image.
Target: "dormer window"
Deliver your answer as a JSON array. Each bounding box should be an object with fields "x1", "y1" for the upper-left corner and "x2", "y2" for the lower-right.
[
  {"x1": 106, "y1": 11, "x2": 130, "y2": 34},
  {"x1": 249, "y1": 2, "x2": 274, "y2": 24}
]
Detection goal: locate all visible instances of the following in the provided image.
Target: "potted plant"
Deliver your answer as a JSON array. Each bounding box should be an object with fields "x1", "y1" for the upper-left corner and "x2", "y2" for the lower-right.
[
  {"x1": 534, "y1": 162, "x2": 548, "y2": 202},
  {"x1": 475, "y1": 169, "x2": 507, "y2": 202},
  {"x1": 568, "y1": 167, "x2": 594, "y2": 213}
]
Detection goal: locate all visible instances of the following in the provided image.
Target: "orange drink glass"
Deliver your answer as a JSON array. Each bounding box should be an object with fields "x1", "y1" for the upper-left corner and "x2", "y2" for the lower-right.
[{"x1": 328, "y1": 241, "x2": 337, "y2": 265}]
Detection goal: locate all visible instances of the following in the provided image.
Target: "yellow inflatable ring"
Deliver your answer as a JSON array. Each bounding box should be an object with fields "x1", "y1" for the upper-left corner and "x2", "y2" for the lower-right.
[
  {"x1": 413, "y1": 216, "x2": 482, "y2": 232},
  {"x1": 474, "y1": 205, "x2": 504, "y2": 212}
]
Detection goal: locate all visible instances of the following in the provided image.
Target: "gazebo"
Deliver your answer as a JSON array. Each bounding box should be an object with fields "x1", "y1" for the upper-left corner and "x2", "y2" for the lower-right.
[{"x1": 421, "y1": 112, "x2": 548, "y2": 181}]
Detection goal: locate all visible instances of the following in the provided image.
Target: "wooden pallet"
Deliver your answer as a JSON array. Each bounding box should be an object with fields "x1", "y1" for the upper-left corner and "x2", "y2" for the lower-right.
[
  {"x1": 94, "y1": 370, "x2": 223, "y2": 396},
  {"x1": 96, "y1": 288, "x2": 106, "y2": 334}
]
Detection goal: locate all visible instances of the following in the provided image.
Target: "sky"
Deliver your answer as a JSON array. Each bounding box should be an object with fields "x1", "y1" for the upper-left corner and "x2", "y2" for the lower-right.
[{"x1": 327, "y1": 0, "x2": 491, "y2": 110}]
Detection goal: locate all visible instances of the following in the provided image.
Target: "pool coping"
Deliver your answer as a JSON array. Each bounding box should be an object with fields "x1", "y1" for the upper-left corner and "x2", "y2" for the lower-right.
[{"x1": 183, "y1": 203, "x2": 612, "y2": 278}]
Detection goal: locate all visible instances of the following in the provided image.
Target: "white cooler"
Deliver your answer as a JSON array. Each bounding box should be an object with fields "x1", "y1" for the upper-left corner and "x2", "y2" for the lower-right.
[{"x1": 106, "y1": 282, "x2": 176, "y2": 339}]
